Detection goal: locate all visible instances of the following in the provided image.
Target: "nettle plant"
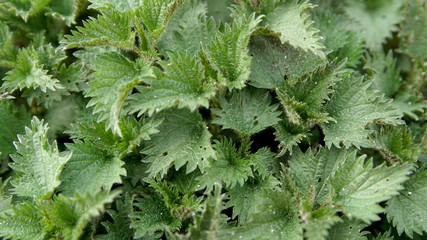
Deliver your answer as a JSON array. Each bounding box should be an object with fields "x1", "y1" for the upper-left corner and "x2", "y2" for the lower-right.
[{"x1": 0, "y1": 0, "x2": 426, "y2": 239}]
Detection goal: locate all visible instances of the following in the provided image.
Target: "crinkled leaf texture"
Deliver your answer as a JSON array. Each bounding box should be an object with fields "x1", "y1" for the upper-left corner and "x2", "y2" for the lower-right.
[
  {"x1": 10, "y1": 117, "x2": 71, "y2": 200},
  {"x1": 386, "y1": 168, "x2": 427, "y2": 238},
  {"x1": 142, "y1": 108, "x2": 215, "y2": 178},
  {"x1": 60, "y1": 140, "x2": 126, "y2": 195},
  {"x1": 86, "y1": 52, "x2": 154, "y2": 136},
  {"x1": 203, "y1": 13, "x2": 262, "y2": 89},
  {"x1": 327, "y1": 149, "x2": 412, "y2": 223},
  {"x1": 129, "y1": 52, "x2": 215, "y2": 116},
  {"x1": 0, "y1": 202, "x2": 44, "y2": 240},
  {"x1": 212, "y1": 88, "x2": 281, "y2": 136},
  {"x1": 323, "y1": 73, "x2": 403, "y2": 148},
  {"x1": 42, "y1": 190, "x2": 120, "y2": 240}
]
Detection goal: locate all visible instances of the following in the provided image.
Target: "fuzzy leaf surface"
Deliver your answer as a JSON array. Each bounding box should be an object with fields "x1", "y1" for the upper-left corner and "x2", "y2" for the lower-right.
[
  {"x1": 87, "y1": 52, "x2": 154, "y2": 136},
  {"x1": 142, "y1": 108, "x2": 215, "y2": 177},
  {"x1": 212, "y1": 88, "x2": 281, "y2": 136},
  {"x1": 10, "y1": 117, "x2": 70, "y2": 199},
  {"x1": 323, "y1": 74, "x2": 402, "y2": 148},
  {"x1": 386, "y1": 169, "x2": 427, "y2": 238}
]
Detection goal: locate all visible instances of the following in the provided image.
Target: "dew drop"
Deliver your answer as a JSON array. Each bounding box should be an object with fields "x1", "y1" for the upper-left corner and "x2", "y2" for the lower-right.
[{"x1": 408, "y1": 191, "x2": 412, "y2": 195}]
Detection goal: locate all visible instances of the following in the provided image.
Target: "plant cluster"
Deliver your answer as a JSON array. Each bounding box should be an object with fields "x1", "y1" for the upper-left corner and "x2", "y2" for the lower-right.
[{"x1": 0, "y1": 0, "x2": 426, "y2": 239}]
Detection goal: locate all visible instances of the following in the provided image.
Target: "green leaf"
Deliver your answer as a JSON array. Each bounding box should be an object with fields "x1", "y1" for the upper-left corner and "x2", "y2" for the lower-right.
[
  {"x1": 0, "y1": 179, "x2": 12, "y2": 217},
  {"x1": 10, "y1": 117, "x2": 71, "y2": 199},
  {"x1": 312, "y1": 10, "x2": 364, "y2": 68},
  {"x1": 227, "y1": 177, "x2": 279, "y2": 224},
  {"x1": 47, "y1": 0, "x2": 77, "y2": 26},
  {"x1": 128, "y1": 52, "x2": 215, "y2": 116},
  {"x1": 400, "y1": 0, "x2": 427, "y2": 59},
  {"x1": 42, "y1": 190, "x2": 120, "y2": 240},
  {"x1": 372, "y1": 230, "x2": 394, "y2": 240},
  {"x1": 301, "y1": 204, "x2": 341, "y2": 240},
  {"x1": 239, "y1": 0, "x2": 325, "y2": 58},
  {"x1": 88, "y1": 0, "x2": 143, "y2": 12},
  {"x1": 344, "y1": 0, "x2": 404, "y2": 50},
  {"x1": 274, "y1": 118, "x2": 311, "y2": 156},
  {"x1": 288, "y1": 147, "x2": 343, "y2": 205},
  {"x1": 135, "y1": 0, "x2": 185, "y2": 41},
  {"x1": 0, "y1": 22, "x2": 17, "y2": 67},
  {"x1": 277, "y1": 59, "x2": 346, "y2": 128},
  {"x1": 212, "y1": 88, "x2": 281, "y2": 136},
  {"x1": 392, "y1": 90, "x2": 427, "y2": 121},
  {"x1": 2, "y1": 47, "x2": 63, "y2": 93},
  {"x1": 386, "y1": 168, "x2": 427, "y2": 238},
  {"x1": 147, "y1": 179, "x2": 202, "y2": 220},
  {"x1": 365, "y1": 51, "x2": 401, "y2": 98},
  {"x1": 61, "y1": 10, "x2": 135, "y2": 51},
  {"x1": 142, "y1": 108, "x2": 215, "y2": 178},
  {"x1": 184, "y1": 186, "x2": 225, "y2": 240},
  {"x1": 87, "y1": 52, "x2": 154, "y2": 136},
  {"x1": 0, "y1": 101, "x2": 31, "y2": 159},
  {"x1": 203, "y1": 13, "x2": 262, "y2": 89},
  {"x1": 248, "y1": 35, "x2": 325, "y2": 89},
  {"x1": 2, "y1": 0, "x2": 51, "y2": 21},
  {"x1": 96, "y1": 194, "x2": 135, "y2": 240},
  {"x1": 130, "y1": 194, "x2": 181, "y2": 238},
  {"x1": 60, "y1": 140, "x2": 126, "y2": 195},
  {"x1": 158, "y1": 0, "x2": 216, "y2": 55},
  {"x1": 0, "y1": 202, "x2": 44, "y2": 240},
  {"x1": 328, "y1": 149, "x2": 412, "y2": 223},
  {"x1": 372, "y1": 126, "x2": 420, "y2": 163},
  {"x1": 197, "y1": 139, "x2": 253, "y2": 192},
  {"x1": 323, "y1": 74, "x2": 403, "y2": 148},
  {"x1": 222, "y1": 189, "x2": 303, "y2": 240},
  {"x1": 327, "y1": 218, "x2": 368, "y2": 240}
]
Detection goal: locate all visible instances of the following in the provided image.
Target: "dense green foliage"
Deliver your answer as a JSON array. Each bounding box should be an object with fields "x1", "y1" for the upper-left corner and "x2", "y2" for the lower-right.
[{"x1": 0, "y1": 0, "x2": 426, "y2": 239}]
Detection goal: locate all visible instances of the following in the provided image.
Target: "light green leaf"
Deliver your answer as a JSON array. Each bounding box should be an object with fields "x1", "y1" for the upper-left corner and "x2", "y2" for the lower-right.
[
  {"x1": 2, "y1": 0, "x2": 51, "y2": 21},
  {"x1": 372, "y1": 126, "x2": 420, "y2": 163},
  {"x1": 227, "y1": 177, "x2": 279, "y2": 224},
  {"x1": 157, "y1": 0, "x2": 216, "y2": 55},
  {"x1": 48, "y1": 0, "x2": 77, "y2": 26},
  {"x1": 0, "y1": 101, "x2": 31, "y2": 159},
  {"x1": 277, "y1": 59, "x2": 346, "y2": 128},
  {"x1": 197, "y1": 139, "x2": 253, "y2": 192},
  {"x1": 365, "y1": 51, "x2": 401, "y2": 98},
  {"x1": 42, "y1": 190, "x2": 121, "y2": 240},
  {"x1": 257, "y1": 0, "x2": 325, "y2": 58},
  {"x1": 386, "y1": 169, "x2": 427, "y2": 238},
  {"x1": 392, "y1": 90, "x2": 427, "y2": 121},
  {"x1": 0, "y1": 202, "x2": 44, "y2": 240},
  {"x1": 130, "y1": 194, "x2": 181, "y2": 238},
  {"x1": 10, "y1": 117, "x2": 71, "y2": 199},
  {"x1": 222, "y1": 189, "x2": 303, "y2": 240},
  {"x1": 204, "y1": 13, "x2": 262, "y2": 89},
  {"x1": 323, "y1": 74, "x2": 403, "y2": 148},
  {"x1": 128, "y1": 52, "x2": 215, "y2": 116},
  {"x1": 212, "y1": 88, "x2": 281, "y2": 136},
  {"x1": 61, "y1": 10, "x2": 135, "y2": 51},
  {"x1": 248, "y1": 35, "x2": 325, "y2": 89},
  {"x1": 184, "y1": 186, "x2": 225, "y2": 240},
  {"x1": 2, "y1": 47, "x2": 63, "y2": 93},
  {"x1": 274, "y1": 118, "x2": 311, "y2": 156},
  {"x1": 142, "y1": 108, "x2": 215, "y2": 178},
  {"x1": 344, "y1": 0, "x2": 404, "y2": 50},
  {"x1": 60, "y1": 140, "x2": 126, "y2": 195},
  {"x1": 87, "y1": 52, "x2": 154, "y2": 136},
  {"x1": 329, "y1": 149, "x2": 412, "y2": 223},
  {"x1": 135, "y1": 0, "x2": 185, "y2": 40},
  {"x1": 89, "y1": 0, "x2": 143, "y2": 12},
  {"x1": 327, "y1": 218, "x2": 368, "y2": 240}
]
